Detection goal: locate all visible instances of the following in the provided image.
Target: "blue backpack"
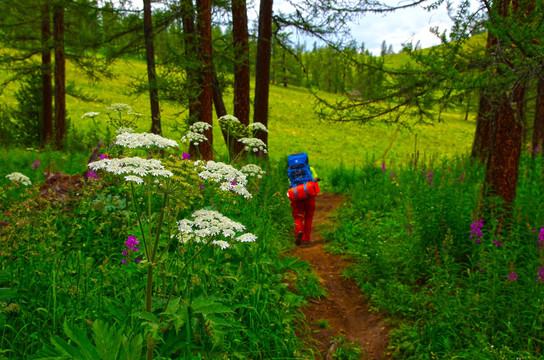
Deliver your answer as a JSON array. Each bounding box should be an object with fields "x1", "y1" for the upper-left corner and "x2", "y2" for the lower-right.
[{"x1": 287, "y1": 153, "x2": 314, "y2": 187}]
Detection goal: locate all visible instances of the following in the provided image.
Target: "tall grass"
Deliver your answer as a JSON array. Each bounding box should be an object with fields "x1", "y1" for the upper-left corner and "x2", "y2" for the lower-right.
[{"x1": 325, "y1": 151, "x2": 544, "y2": 359}]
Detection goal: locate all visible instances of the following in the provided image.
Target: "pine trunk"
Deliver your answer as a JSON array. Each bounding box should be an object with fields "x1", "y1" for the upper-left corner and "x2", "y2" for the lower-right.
[
  {"x1": 196, "y1": 0, "x2": 213, "y2": 160},
  {"x1": 143, "y1": 0, "x2": 162, "y2": 135},
  {"x1": 532, "y1": 76, "x2": 544, "y2": 153},
  {"x1": 41, "y1": 0, "x2": 53, "y2": 146},
  {"x1": 53, "y1": 3, "x2": 66, "y2": 149},
  {"x1": 253, "y1": 0, "x2": 273, "y2": 155}
]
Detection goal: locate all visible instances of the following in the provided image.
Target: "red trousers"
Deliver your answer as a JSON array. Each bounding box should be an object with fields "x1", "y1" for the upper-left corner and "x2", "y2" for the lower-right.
[{"x1": 290, "y1": 195, "x2": 316, "y2": 242}]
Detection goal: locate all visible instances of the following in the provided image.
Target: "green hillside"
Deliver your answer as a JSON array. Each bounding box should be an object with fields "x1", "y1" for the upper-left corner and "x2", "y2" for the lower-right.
[{"x1": 0, "y1": 49, "x2": 476, "y2": 169}]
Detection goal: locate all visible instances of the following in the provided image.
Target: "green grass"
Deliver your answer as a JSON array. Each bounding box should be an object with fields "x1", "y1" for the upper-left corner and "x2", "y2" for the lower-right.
[{"x1": 0, "y1": 51, "x2": 475, "y2": 173}]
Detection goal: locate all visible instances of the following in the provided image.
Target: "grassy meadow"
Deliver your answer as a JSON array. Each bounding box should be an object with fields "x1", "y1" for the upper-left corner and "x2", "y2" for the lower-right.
[{"x1": 3, "y1": 47, "x2": 544, "y2": 360}]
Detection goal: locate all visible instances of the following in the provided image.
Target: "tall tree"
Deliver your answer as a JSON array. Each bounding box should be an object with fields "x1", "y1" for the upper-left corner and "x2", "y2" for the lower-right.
[
  {"x1": 41, "y1": 0, "x2": 53, "y2": 145},
  {"x1": 53, "y1": 1, "x2": 66, "y2": 149},
  {"x1": 143, "y1": 0, "x2": 162, "y2": 135},
  {"x1": 232, "y1": 0, "x2": 250, "y2": 155},
  {"x1": 253, "y1": 0, "x2": 273, "y2": 152},
  {"x1": 196, "y1": 0, "x2": 213, "y2": 160}
]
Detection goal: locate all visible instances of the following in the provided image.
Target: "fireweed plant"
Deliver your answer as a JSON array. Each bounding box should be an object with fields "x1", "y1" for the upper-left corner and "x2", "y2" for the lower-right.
[
  {"x1": 325, "y1": 153, "x2": 544, "y2": 359},
  {"x1": 87, "y1": 123, "x2": 267, "y2": 359}
]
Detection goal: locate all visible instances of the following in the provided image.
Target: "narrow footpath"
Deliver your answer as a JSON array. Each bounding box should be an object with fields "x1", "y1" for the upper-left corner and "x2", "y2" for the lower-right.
[{"x1": 294, "y1": 192, "x2": 392, "y2": 359}]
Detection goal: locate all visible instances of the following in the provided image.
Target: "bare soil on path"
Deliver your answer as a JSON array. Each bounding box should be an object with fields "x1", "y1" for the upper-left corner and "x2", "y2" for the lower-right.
[{"x1": 293, "y1": 192, "x2": 392, "y2": 359}]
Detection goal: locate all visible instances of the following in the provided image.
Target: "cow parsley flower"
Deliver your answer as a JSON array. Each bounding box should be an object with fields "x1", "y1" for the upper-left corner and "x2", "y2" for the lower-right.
[
  {"x1": 88, "y1": 157, "x2": 173, "y2": 179},
  {"x1": 218, "y1": 115, "x2": 240, "y2": 124},
  {"x1": 81, "y1": 112, "x2": 100, "y2": 119},
  {"x1": 181, "y1": 131, "x2": 208, "y2": 146},
  {"x1": 107, "y1": 103, "x2": 133, "y2": 113},
  {"x1": 176, "y1": 209, "x2": 255, "y2": 249},
  {"x1": 125, "y1": 175, "x2": 144, "y2": 184},
  {"x1": 248, "y1": 122, "x2": 268, "y2": 133},
  {"x1": 116, "y1": 131, "x2": 179, "y2": 149},
  {"x1": 189, "y1": 122, "x2": 212, "y2": 134},
  {"x1": 238, "y1": 138, "x2": 268, "y2": 153},
  {"x1": 240, "y1": 164, "x2": 266, "y2": 179},
  {"x1": 6, "y1": 172, "x2": 32, "y2": 186},
  {"x1": 116, "y1": 127, "x2": 134, "y2": 134}
]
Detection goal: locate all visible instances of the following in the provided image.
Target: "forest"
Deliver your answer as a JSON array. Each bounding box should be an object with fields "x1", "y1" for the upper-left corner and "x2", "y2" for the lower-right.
[{"x1": 1, "y1": 0, "x2": 544, "y2": 359}]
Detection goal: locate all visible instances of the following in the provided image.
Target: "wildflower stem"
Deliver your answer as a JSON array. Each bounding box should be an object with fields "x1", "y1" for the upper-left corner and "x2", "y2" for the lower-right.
[{"x1": 130, "y1": 183, "x2": 149, "y2": 259}]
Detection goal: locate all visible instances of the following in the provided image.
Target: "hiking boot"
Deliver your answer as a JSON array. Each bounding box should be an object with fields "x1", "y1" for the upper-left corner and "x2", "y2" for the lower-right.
[{"x1": 295, "y1": 231, "x2": 303, "y2": 246}]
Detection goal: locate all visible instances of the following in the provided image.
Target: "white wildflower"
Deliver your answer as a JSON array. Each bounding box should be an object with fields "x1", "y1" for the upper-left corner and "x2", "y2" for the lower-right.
[
  {"x1": 248, "y1": 122, "x2": 268, "y2": 133},
  {"x1": 240, "y1": 164, "x2": 266, "y2": 178},
  {"x1": 190, "y1": 121, "x2": 212, "y2": 133},
  {"x1": 6, "y1": 172, "x2": 31, "y2": 186},
  {"x1": 107, "y1": 103, "x2": 132, "y2": 113},
  {"x1": 81, "y1": 112, "x2": 100, "y2": 119},
  {"x1": 125, "y1": 175, "x2": 144, "y2": 184},
  {"x1": 181, "y1": 131, "x2": 208, "y2": 145},
  {"x1": 218, "y1": 115, "x2": 240, "y2": 124},
  {"x1": 116, "y1": 127, "x2": 134, "y2": 134},
  {"x1": 212, "y1": 240, "x2": 230, "y2": 250},
  {"x1": 237, "y1": 233, "x2": 257, "y2": 243},
  {"x1": 88, "y1": 157, "x2": 172, "y2": 179},
  {"x1": 238, "y1": 138, "x2": 268, "y2": 154},
  {"x1": 116, "y1": 132, "x2": 178, "y2": 149}
]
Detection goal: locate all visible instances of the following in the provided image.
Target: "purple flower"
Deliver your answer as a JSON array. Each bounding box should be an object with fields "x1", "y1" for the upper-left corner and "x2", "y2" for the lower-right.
[
  {"x1": 537, "y1": 266, "x2": 544, "y2": 283},
  {"x1": 538, "y1": 228, "x2": 544, "y2": 249},
  {"x1": 381, "y1": 163, "x2": 386, "y2": 174},
  {"x1": 493, "y1": 239, "x2": 502, "y2": 247},
  {"x1": 121, "y1": 235, "x2": 140, "y2": 264},
  {"x1": 87, "y1": 171, "x2": 98, "y2": 180},
  {"x1": 31, "y1": 159, "x2": 40, "y2": 170},
  {"x1": 182, "y1": 153, "x2": 191, "y2": 160},
  {"x1": 470, "y1": 218, "x2": 483, "y2": 244},
  {"x1": 422, "y1": 169, "x2": 434, "y2": 187},
  {"x1": 99, "y1": 154, "x2": 109, "y2": 160},
  {"x1": 508, "y1": 273, "x2": 517, "y2": 281}
]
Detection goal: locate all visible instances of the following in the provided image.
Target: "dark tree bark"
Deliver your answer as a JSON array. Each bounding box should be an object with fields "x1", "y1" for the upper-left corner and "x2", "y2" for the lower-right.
[
  {"x1": 181, "y1": 0, "x2": 200, "y2": 156},
  {"x1": 196, "y1": 0, "x2": 213, "y2": 160},
  {"x1": 232, "y1": 0, "x2": 250, "y2": 155},
  {"x1": 472, "y1": 90, "x2": 493, "y2": 161},
  {"x1": 484, "y1": 93, "x2": 522, "y2": 205},
  {"x1": 143, "y1": 0, "x2": 162, "y2": 135},
  {"x1": 253, "y1": 0, "x2": 273, "y2": 154},
  {"x1": 41, "y1": 0, "x2": 53, "y2": 146},
  {"x1": 53, "y1": 2, "x2": 66, "y2": 149},
  {"x1": 532, "y1": 75, "x2": 544, "y2": 153}
]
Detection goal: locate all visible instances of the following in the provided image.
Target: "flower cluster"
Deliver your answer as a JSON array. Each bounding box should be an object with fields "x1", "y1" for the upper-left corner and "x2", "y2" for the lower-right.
[
  {"x1": 181, "y1": 131, "x2": 208, "y2": 146},
  {"x1": 81, "y1": 112, "x2": 100, "y2": 119},
  {"x1": 32, "y1": 159, "x2": 40, "y2": 170},
  {"x1": 6, "y1": 172, "x2": 31, "y2": 186},
  {"x1": 240, "y1": 164, "x2": 266, "y2": 179},
  {"x1": 116, "y1": 131, "x2": 179, "y2": 149},
  {"x1": 470, "y1": 218, "x2": 483, "y2": 243},
  {"x1": 122, "y1": 235, "x2": 140, "y2": 263},
  {"x1": 116, "y1": 127, "x2": 134, "y2": 134},
  {"x1": 176, "y1": 209, "x2": 257, "y2": 249},
  {"x1": 189, "y1": 121, "x2": 212, "y2": 133},
  {"x1": 537, "y1": 266, "x2": 544, "y2": 283},
  {"x1": 107, "y1": 103, "x2": 134, "y2": 114},
  {"x1": 248, "y1": 122, "x2": 268, "y2": 133},
  {"x1": 238, "y1": 137, "x2": 268, "y2": 154},
  {"x1": 508, "y1": 273, "x2": 517, "y2": 281},
  {"x1": 538, "y1": 228, "x2": 544, "y2": 249},
  {"x1": 421, "y1": 168, "x2": 434, "y2": 187},
  {"x1": 218, "y1": 115, "x2": 240, "y2": 124},
  {"x1": 194, "y1": 160, "x2": 251, "y2": 198},
  {"x1": 88, "y1": 157, "x2": 173, "y2": 184}
]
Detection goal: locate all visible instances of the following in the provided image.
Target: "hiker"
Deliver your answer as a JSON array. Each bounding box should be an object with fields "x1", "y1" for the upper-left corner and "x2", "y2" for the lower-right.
[{"x1": 286, "y1": 153, "x2": 320, "y2": 245}]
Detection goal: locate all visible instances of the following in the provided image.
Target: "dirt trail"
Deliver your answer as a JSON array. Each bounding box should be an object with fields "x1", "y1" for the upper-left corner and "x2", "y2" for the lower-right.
[{"x1": 293, "y1": 192, "x2": 392, "y2": 359}]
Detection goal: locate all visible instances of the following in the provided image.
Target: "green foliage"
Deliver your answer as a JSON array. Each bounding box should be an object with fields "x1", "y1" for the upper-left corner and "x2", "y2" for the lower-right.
[{"x1": 325, "y1": 152, "x2": 544, "y2": 359}]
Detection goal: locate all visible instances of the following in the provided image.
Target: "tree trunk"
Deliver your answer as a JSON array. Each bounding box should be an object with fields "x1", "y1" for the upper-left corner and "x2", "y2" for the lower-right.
[
  {"x1": 196, "y1": 0, "x2": 213, "y2": 160},
  {"x1": 41, "y1": 0, "x2": 53, "y2": 146},
  {"x1": 532, "y1": 75, "x2": 544, "y2": 153},
  {"x1": 484, "y1": 93, "x2": 522, "y2": 206},
  {"x1": 143, "y1": 0, "x2": 162, "y2": 135},
  {"x1": 181, "y1": 0, "x2": 200, "y2": 156},
  {"x1": 232, "y1": 0, "x2": 250, "y2": 155},
  {"x1": 253, "y1": 0, "x2": 273, "y2": 155},
  {"x1": 53, "y1": 2, "x2": 66, "y2": 149},
  {"x1": 472, "y1": 91, "x2": 493, "y2": 161}
]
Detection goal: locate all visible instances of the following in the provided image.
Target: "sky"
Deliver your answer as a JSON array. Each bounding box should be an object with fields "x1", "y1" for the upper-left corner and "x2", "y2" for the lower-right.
[{"x1": 131, "y1": 0, "x2": 462, "y2": 56}]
